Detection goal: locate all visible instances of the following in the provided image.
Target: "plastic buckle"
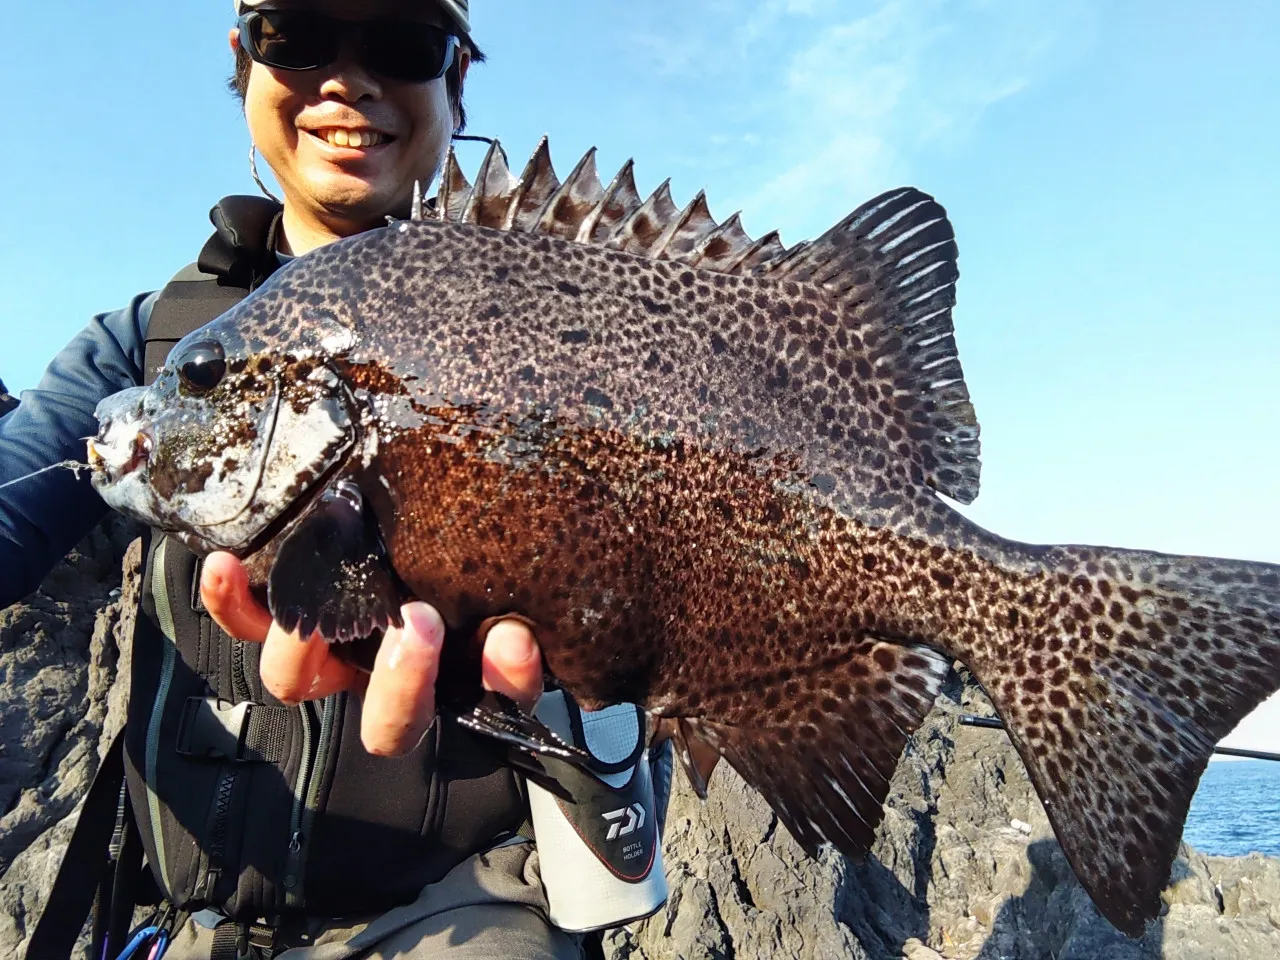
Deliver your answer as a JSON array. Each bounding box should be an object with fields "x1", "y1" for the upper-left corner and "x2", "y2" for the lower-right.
[{"x1": 176, "y1": 698, "x2": 251, "y2": 762}]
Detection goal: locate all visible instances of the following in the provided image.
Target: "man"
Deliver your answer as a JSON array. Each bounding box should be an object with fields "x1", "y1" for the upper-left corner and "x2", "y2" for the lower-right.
[{"x1": 2, "y1": 2, "x2": 589, "y2": 957}]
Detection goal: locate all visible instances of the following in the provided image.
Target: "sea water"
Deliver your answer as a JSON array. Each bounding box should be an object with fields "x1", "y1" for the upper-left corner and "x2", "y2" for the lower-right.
[{"x1": 1183, "y1": 760, "x2": 1280, "y2": 857}]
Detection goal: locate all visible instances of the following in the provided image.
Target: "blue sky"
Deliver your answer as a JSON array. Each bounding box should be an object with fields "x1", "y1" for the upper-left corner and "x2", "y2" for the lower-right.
[{"x1": 2, "y1": 2, "x2": 1278, "y2": 752}]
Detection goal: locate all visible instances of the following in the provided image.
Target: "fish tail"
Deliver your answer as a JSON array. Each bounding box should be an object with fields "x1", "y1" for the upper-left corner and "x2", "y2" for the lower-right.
[{"x1": 966, "y1": 546, "x2": 1280, "y2": 935}]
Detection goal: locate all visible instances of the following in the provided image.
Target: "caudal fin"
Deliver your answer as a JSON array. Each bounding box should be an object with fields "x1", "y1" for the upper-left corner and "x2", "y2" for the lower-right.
[{"x1": 970, "y1": 547, "x2": 1280, "y2": 935}]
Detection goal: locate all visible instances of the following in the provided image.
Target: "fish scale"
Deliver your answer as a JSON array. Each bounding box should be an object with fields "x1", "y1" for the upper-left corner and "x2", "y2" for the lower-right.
[{"x1": 87, "y1": 139, "x2": 1280, "y2": 939}]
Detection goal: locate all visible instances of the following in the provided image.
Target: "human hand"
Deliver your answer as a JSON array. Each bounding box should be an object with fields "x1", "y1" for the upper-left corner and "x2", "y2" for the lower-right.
[{"x1": 200, "y1": 552, "x2": 544, "y2": 757}]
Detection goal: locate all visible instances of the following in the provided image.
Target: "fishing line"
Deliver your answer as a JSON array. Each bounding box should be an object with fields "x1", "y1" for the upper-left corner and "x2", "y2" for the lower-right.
[
  {"x1": 959, "y1": 715, "x2": 1280, "y2": 763},
  {"x1": 0, "y1": 461, "x2": 92, "y2": 492}
]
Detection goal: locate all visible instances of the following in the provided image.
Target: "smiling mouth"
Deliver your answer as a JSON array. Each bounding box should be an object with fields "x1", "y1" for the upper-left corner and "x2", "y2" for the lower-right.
[{"x1": 308, "y1": 128, "x2": 394, "y2": 149}]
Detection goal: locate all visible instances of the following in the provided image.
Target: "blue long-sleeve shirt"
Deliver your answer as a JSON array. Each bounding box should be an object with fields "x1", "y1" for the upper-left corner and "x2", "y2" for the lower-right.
[{"x1": 0, "y1": 292, "x2": 157, "y2": 606}]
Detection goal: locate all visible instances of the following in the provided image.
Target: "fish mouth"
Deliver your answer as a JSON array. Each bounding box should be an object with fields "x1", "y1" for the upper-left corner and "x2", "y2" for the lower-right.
[{"x1": 87, "y1": 423, "x2": 154, "y2": 482}]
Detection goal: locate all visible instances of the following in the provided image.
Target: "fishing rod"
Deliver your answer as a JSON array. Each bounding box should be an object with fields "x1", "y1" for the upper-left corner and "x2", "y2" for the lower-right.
[{"x1": 959, "y1": 715, "x2": 1280, "y2": 763}]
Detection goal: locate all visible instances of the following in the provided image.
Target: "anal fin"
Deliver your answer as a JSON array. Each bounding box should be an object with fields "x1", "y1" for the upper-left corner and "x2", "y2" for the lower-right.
[{"x1": 690, "y1": 639, "x2": 950, "y2": 859}]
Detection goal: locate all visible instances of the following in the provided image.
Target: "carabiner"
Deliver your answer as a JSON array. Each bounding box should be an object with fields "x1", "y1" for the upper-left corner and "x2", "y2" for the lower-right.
[
  {"x1": 145, "y1": 928, "x2": 170, "y2": 960},
  {"x1": 113, "y1": 925, "x2": 159, "y2": 960}
]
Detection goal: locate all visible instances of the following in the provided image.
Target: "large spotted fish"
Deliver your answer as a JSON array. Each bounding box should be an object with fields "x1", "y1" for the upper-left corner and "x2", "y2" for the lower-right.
[{"x1": 88, "y1": 139, "x2": 1280, "y2": 936}]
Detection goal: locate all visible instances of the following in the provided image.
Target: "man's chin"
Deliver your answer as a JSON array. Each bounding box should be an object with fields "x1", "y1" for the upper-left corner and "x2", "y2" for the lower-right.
[{"x1": 304, "y1": 179, "x2": 409, "y2": 233}]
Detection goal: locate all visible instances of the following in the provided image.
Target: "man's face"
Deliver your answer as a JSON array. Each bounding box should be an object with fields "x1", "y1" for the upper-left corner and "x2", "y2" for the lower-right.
[{"x1": 232, "y1": 0, "x2": 469, "y2": 234}]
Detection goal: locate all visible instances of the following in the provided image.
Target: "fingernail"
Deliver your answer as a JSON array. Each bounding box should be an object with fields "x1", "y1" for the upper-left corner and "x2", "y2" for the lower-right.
[
  {"x1": 389, "y1": 604, "x2": 444, "y2": 670},
  {"x1": 491, "y1": 622, "x2": 538, "y2": 666}
]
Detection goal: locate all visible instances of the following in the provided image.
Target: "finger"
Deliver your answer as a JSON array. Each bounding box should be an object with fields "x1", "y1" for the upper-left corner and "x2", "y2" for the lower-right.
[
  {"x1": 298, "y1": 647, "x2": 366, "y2": 702},
  {"x1": 259, "y1": 624, "x2": 334, "y2": 704},
  {"x1": 481, "y1": 619, "x2": 544, "y2": 713},
  {"x1": 200, "y1": 552, "x2": 273, "y2": 643},
  {"x1": 361, "y1": 603, "x2": 445, "y2": 757}
]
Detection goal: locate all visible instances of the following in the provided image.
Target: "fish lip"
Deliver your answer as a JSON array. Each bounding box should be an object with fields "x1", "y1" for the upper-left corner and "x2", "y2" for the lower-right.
[{"x1": 87, "y1": 423, "x2": 154, "y2": 483}]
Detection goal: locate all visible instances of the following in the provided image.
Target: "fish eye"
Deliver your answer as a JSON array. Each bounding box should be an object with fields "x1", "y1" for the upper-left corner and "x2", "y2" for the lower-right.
[{"x1": 176, "y1": 341, "x2": 227, "y2": 396}]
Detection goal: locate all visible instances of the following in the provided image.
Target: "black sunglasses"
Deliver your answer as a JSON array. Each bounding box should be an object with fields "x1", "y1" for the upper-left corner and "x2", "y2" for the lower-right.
[{"x1": 237, "y1": 10, "x2": 458, "y2": 84}]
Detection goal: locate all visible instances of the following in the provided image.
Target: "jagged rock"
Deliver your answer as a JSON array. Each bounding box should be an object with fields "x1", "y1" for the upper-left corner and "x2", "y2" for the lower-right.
[
  {"x1": 0, "y1": 378, "x2": 16, "y2": 417},
  {"x1": 0, "y1": 516, "x2": 141, "y2": 957}
]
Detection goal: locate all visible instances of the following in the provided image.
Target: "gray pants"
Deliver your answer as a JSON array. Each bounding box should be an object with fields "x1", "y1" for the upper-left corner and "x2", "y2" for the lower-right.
[{"x1": 164, "y1": 842, "x2": 583, "y2": 959}]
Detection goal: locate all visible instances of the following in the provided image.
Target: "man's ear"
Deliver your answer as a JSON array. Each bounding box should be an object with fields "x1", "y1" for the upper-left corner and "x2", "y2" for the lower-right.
[
  {"x1": 229, "y1": 27, "x2": 241, "y2": 53},
  {"x1": 452, "y1": 47, "x2": 472, "y2": 132}
]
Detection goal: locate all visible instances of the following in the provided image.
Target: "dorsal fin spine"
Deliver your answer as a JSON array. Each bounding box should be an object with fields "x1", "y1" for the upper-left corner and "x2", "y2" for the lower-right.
[
  {"x1": 607, "y1": 179, "x2": 676, "y2": 253},
  {"x1": 724, "y1": 231, "x2": 783, "y2": 273},
  {"x1": 652, "y1": 191, "x2": 717, "y2": 260},
  {"x1": 533, "y1": 147, "x2": 605, "y2": 238},
  {"x1": 438, "y1": 148, "x2": 474, "y2": 222},
  {"x1": 511, "y1": 137, "x2": 561, "y2": 232},
  {"x1": 578, "y1": 159, "x2": 640, "y2": 243},
  {"x1": 461, "y1": 140, "x2": 517, "y2": 226}
]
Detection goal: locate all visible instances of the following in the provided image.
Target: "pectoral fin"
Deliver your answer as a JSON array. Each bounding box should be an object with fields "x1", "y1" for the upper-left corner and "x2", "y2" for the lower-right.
[{"x1": 267, "y1": 480, "x2": 403, "y2": 652}]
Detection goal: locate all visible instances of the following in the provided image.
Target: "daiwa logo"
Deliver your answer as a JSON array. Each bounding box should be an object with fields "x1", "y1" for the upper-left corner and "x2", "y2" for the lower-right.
[{"x1": 603, "y1": 803, "x2": 646, "y2": 841}]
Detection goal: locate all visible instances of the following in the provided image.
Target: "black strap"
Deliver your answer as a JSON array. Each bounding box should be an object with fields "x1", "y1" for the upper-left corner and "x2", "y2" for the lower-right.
[
  {"x1": 143, "y1": 279, "x2": 252, "y2": 386},
  {"x1": 142, "y1": 194, "x2": 282, "y2": 386},
  {"x1": 210, "y1": 920, "x2": 276, "y2": 960},
  {"x1": 210, "y1": 922, "x2": 240, "y2": 960},
  {"x1": 176, "y1": 697, "x2": 294, "y2": 764},
  {"x1": 23, "y1": 730, "x2": 126, "y2": 960}
]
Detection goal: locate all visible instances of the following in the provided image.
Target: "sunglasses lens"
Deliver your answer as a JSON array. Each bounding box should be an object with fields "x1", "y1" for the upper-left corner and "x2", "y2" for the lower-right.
[
  {"x1": 363, "y1": 22, "x2": 454, "y2": 82},
  {"x1": 247, "y1": 12, "x2": 337, "y2": 71}
]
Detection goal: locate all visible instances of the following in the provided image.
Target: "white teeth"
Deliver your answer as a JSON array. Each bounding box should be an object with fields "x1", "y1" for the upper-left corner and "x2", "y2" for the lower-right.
[{"x1": 319, "y1": 129, "x2": 386, "y2": 148}]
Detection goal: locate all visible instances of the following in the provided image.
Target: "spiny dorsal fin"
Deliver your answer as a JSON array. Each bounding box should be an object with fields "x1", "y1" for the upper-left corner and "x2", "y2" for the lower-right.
[
  {"x1": 437, "y1": 138, "x2": 782, "y2": 278},
  {"x1": 461, "y1": 141, "x2": 518, "y2": 227},
  {"x1": 534, "y1": 148, "x2": 606, "y2": 240},
  {"x1": 608, "y1": 179, "x2": 678, "y2": 255},
  {"x1": 578, "y1": 159, "x2": 641, "y2": 244},
  {"x1": 508, "y1": 137, "x2": 560, "y2": 232},
  {"x1": 437, "y1": 148, "x2": 473, "y2": 222}
]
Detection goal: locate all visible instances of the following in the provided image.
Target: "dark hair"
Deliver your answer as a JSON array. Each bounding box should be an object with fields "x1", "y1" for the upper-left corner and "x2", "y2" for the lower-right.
[{"x1": 229, "y1": 36, "x2": 485, "y2": 132}]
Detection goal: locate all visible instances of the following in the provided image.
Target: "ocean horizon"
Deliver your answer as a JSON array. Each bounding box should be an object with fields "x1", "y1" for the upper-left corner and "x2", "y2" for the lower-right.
[{"x1": 1183, "y1": 760, "x2": 1280, "y2": 858}]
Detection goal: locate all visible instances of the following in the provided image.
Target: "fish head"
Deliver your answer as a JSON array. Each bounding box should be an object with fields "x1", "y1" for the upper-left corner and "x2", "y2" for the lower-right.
[{"x1": 89, "y1": 296, "x2": 361, "y2": 554}]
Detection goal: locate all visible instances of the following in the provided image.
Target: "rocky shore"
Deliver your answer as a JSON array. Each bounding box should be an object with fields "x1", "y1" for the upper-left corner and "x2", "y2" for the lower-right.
[{"x1": 2, "y1": 521, "x2": 1278, "y2": 959}]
